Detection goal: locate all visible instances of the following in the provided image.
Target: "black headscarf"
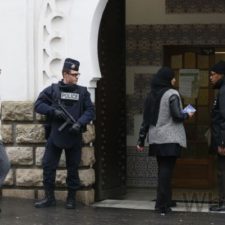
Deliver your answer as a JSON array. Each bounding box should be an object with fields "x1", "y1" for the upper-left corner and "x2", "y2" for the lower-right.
[{"x1": 146, "y1": 67, "x2": 175, "y2": 126}]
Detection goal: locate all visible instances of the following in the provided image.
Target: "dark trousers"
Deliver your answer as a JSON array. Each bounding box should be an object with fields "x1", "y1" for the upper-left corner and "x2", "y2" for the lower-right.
[
  {"x1": 217, "y1": 155, "x2": 225, "y2": 201},
  {"x1": 42, "y1": 137, "x2": 82, "y2": 191},
  {"x1": 155, "y1": 156, "x2": 177, "y2": 209}
]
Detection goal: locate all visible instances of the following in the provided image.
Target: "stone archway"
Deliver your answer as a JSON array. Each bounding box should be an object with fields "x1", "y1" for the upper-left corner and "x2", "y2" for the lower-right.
[{"x1": 36, "y1": 0, "x2": 108, "y2": 101}]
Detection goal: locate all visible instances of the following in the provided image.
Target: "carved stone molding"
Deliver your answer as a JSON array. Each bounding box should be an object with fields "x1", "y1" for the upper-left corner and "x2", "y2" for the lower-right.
[
  {"x1": 36, "y1": 0, "x2": 108, "y2": 102},
  {"x1": 37, "y1": 0, "x2": 71, "y2": 90}
]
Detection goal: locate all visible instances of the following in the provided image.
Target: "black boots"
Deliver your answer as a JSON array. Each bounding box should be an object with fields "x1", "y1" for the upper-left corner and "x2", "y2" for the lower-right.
[
  {"x1": 35, "y1": 190, "x2": 56, "y2": 208},
  {"x1": 34, "y1": 189, "x2": 76, "y2": 209},
  {"x1": 65, "y1": 189, "x2": 76, "y2": 209}
]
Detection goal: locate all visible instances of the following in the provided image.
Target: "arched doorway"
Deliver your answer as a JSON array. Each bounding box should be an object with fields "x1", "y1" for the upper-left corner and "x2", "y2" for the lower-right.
[
  {"x1": 94, "y1": 0, "x2": 225, "y2": 206},
  {"x1": 95, "y1": 0, "x2": 126, "y2": 200}
]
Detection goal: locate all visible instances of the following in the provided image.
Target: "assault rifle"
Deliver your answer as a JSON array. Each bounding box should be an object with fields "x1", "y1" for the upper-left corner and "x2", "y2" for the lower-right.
[
  {"x1": 56, "y1": 101, "x2": 76, "y2": 132},
  {"x1": 42, "y1": 94, "x2": 76, "y2": 132}
]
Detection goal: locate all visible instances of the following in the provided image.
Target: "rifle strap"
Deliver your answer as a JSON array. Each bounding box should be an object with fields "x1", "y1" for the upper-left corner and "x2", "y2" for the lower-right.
[{"x1": 51, "y1": 83, "x2": 61, "y2": 105}]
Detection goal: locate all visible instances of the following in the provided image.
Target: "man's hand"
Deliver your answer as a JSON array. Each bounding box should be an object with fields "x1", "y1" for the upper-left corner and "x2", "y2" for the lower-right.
[
  {"x1": 69, "y1": 122, "x2": 81, "y2": 135},
  {"x1": 218, "y1": 146, "x2": 225, "y2": 156}
]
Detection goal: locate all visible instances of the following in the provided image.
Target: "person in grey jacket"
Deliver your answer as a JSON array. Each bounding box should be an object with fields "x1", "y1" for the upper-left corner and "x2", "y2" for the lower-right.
[
  {"x1": 137, "y1": 67, "x2": 194, "y2": 214},
  {"x1": 208, "y1": 60, "x2": 225, "y2": 212},
  {"x1": 0, "y1": 140, "x2": 10, "y2": 213}
]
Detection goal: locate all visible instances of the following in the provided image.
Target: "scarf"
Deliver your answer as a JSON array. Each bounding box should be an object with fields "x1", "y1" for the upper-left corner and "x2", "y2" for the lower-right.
[{"x1": 147, "y1": 67, "x2": 175, "y2": 126}]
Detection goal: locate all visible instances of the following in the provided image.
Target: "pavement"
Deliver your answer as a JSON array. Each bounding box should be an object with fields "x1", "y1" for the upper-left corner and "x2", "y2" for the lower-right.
[{"x1": 1, "y1": 197, "x2": 225, "y2": 225}]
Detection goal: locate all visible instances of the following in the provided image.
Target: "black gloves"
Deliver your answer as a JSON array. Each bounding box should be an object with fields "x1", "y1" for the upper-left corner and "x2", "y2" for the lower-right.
[
  {"x1": 52, "y1": 109, "x2": 81, "y2": 134},
  {"x1": 69, "y1": 122, "x2": 81, "y2": 135},
  {"x1": 53, "y1": 109, "x2": 65, "y2": 120}
]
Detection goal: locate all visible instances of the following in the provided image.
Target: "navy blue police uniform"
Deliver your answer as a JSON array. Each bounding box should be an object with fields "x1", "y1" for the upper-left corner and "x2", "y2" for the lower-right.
[{"x1": 34, "y1": 58, "x2": 95, "y2": 209}]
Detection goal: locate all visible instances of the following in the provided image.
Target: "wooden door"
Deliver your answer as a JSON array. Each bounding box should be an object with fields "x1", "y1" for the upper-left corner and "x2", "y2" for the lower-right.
[
  {"x1": 94, "y1": 0, "x2": 126, "y2": 200},
  {"x1": 164, "y1": 46, "x2": 225, "y2": 188}
]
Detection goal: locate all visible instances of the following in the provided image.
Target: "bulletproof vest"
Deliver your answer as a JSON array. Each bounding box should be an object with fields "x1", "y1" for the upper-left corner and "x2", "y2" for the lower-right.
[{"x1": 50, "y1": 82, "x2": 84, "y2": 148}]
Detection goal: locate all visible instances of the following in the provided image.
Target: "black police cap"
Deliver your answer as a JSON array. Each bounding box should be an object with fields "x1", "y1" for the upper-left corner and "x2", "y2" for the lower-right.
[{"x1": 63, "y1": 58, "x2": 80, "y2": 71}]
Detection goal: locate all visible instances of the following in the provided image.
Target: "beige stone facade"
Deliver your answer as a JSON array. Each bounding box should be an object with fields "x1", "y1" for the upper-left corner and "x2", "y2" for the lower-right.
[{"x1": 0, "y1": 101, "x2": 95, "y2": 205}]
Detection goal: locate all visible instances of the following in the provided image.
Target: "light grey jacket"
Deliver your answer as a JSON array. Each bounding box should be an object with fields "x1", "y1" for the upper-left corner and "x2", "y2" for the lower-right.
[{"x1": 148, "y1": 89, "x2": 187, "y2": 147}]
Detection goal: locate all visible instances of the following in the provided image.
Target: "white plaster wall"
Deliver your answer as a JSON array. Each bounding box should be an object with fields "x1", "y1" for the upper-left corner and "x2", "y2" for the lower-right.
[
  {"x1": 0, "y1": 0, "x2": 33, "y2": 101},
  {"x1": 67, "y1": 0, "x2": 107, "y2": 87},
  {"x1": 126, "y1": 0, "x2": 225, "y2": 24},
  {"x1": 0, "y1": 0, "x2": 107, "y2": 101},
  {"x1": 34, "y1": 0, "x2": 107, "y2": 102},
  {"x1": 66, "y1": 0, "x2": 108, "y2": 102}
]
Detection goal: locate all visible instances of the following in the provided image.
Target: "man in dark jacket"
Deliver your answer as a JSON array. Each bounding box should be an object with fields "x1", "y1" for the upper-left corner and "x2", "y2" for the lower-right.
[
  {"x1": 209, "y1": 60, "x2": 225, "y2": 212},
  {"x1": 34, "y1": 58, "x2": 95, "y2": 209}
]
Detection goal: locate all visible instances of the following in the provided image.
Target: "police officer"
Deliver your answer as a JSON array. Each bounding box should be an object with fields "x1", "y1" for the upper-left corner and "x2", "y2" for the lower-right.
[
  {"x1": 34, "y1": 58, "x2": 95, "y2": 209},
  {"x1": 208, "y1": 60, "x2": 225, "y2": 212}
]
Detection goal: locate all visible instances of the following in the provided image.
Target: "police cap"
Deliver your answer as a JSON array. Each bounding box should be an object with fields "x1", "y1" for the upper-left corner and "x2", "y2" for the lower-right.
[{"x1": 63, "y1": 58, "x2": 80, "y2": 71}]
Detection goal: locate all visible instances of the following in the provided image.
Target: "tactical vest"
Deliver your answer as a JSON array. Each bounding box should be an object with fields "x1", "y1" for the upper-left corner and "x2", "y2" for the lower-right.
[{"x1": 49, "y1": 83, "x2": 85, "y2": 148}]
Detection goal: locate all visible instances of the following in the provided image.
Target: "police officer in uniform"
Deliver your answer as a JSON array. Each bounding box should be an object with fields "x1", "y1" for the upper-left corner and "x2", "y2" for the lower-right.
[{"x1": 34, "y1": 58, "x2": 95, "y2": 209}]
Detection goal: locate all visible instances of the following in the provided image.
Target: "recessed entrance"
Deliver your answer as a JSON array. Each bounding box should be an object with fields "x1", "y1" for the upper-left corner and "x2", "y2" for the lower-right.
[
  {"x1": 164, "y1": 45, "x2": 223, "y2": 189},
  {"x1": 94, "y1": 0, "x2": 225, "y2": 209}
]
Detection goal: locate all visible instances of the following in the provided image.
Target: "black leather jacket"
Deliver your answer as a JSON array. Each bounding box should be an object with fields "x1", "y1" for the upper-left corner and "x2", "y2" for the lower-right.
[{"x1": 137, "y1": 94, "x2": 188, "y2": 147}]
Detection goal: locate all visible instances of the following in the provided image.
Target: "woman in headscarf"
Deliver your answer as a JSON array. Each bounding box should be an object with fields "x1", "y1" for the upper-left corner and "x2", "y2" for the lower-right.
[{"x1": 137, "y1": 67, "x2": 194, "y2": 214}]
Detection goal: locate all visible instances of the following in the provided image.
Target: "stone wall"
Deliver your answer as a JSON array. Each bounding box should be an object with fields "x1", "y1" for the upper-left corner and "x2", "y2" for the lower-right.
[{"x1": 0, "y1": 101, "x2": 96, "y2": 205}]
